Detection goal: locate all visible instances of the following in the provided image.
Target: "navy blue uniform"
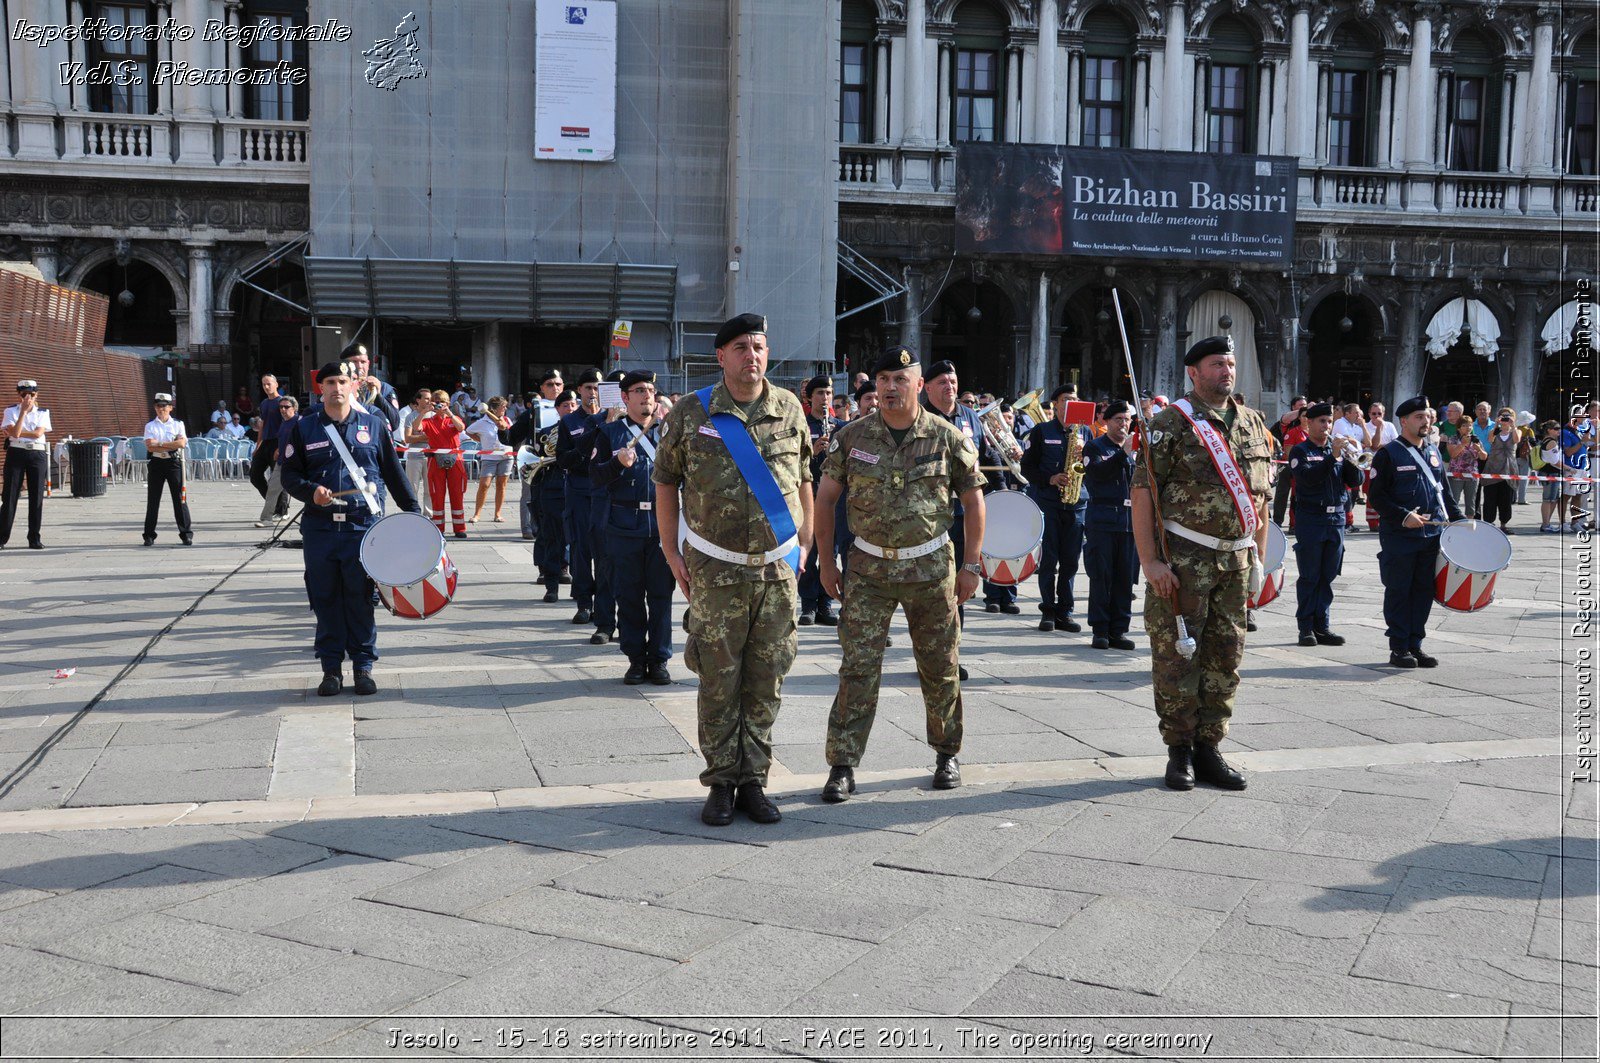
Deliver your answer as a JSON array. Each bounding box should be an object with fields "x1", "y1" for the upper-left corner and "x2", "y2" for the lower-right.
[
  {"x1": 1368, "y1": 437, "x2": 1463, "y2": 653},
  {"x1": 925, "y1": 399, "x2": 992, "y2": 624},
  {"x1": 1021, "y1": 419, "x2": 1091, "y2": 623},
  {"x1": 591, "y1": 417, "x2": 673, "y2": 665},
  {"x1": 557, "y1": 406, "x2": 604, "y2": 616},
  {"x1": 280, "y1": 407, "x2": 418, "y2": 673},
  {"x1": 532, "y1": 423, "x2": 567, "y2": 592},
  {"x1": 1081, "y1": 433, "x2": 1137, "y2": 639},
  {"x1": 1288, "y1": 438, "x2": 1364, "y2": 637},
  {"x1": 798, "y1": 413, "x2": 845, "y2": 617}
]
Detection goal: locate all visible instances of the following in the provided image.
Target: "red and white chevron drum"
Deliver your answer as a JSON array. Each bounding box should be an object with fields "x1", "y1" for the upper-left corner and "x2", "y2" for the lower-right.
[
  {"x1": 980, "y1": 490, "x2": 1044, "y2": 586},
  {"x1": 1434, "y1": 520, "x2": 1512, "y2": 613},
  {"x1": 360, "y1": 511, "x2": 459, "y2": 620},
  {"x1": 1247, "y1": 520, "x2": 1288, "y2": 609}
]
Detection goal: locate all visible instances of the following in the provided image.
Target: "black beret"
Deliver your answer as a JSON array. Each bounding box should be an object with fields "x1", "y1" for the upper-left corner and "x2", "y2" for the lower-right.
[
  {"x1": 1183, "y1": 335, "x2": 1235, "y2": 366},
  {"x1": 714, "y1": 312, "x2": 767, "y2": 349},
  {"x1": 1048, "y1": 383, "x2": 1077, "y2": 404},
  {"x1": 603, "y1": 369, "x2": 628, "y2": 384},
  {"x1": 539, "y1": 370, "x2": 562, "y2": 385},
  {"x1": 926, "y1": 359, "x2": 957, "y2": 381},
  {"x1": 803, "y1": 374, "x2": 833, "y2": 398},
  {"x1": 871, "y1": 346, "x2": 919, "y2": 377},
  {"x1": 338, "y1": 341, "x2": 366, "y2": 361},
  {"x1": 1395, "y1": 395, "x2": 1431, "y2": 418},
  {"x1": 555, "y1": 390, "x2": 578, "y2": 406},
  {"x1": 620, "y1": 370, "x2": 656, "y2": 391},
  {"x1": 1103, "y1": 400, "x2": 1132, "y2": 418},
  {"x1": 574, "y1": 368, "x2": 603, "y2": 386},
  {"x1": 853, "y1": 380, "x2": 876, "y2": 400},
  {"x1": 1304, "y1": 402, "x2": 1334, "y2": 419},
  {"x1": 314, "y1": 360, "x2": 354, "y2": 384}
]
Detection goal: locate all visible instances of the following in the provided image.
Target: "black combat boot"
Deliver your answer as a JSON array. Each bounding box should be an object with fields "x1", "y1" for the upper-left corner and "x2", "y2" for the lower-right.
[
  {"x1": 1164, "y1": 744, "x2": 1195, "y2": 790},
  {"x1": 932, "y1": 753, "x2": 961, "y2": 790},
  {"x1": 1313, "y1": 630, "x2": 1346, "y2": 646},
  {"x1": 317, "y1": 672, "x2": 343, "y2": 697},
  {"x1": 735, "y1": 782, "x2": 782, "y2": 823},
  {"x1": 821, "y1": 766, "x2": 856, "y2": 803},
  {"x1": 1192, "y1": 743, "x2": 1247, "y2": 790},
  {"x1": 701, "y1": 784, "x2": 735, "y2": 826},
  {"x1": 623, "y1": 659, "x2": 648, "y2": 685},
  {"x1": 352, "y1": 670, "x2": 377, "y2": 696}
]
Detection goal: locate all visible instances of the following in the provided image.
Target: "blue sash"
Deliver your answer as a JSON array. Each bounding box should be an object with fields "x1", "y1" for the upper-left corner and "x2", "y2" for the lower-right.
[{"x1": 696, "y1": 386, "x2": 800, "y2": 571}]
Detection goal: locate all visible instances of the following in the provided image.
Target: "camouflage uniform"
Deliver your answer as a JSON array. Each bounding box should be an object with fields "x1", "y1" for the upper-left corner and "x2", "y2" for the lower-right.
[
  {"x1": 821, "y1": 406, "x2": 987, "y2": 766},
  {"x1": 1133, "y1": 394, "x2": 1273, "y2": 746},
  {"x1": 652, "y1": 379, "x2": 809, "y2": 787}
]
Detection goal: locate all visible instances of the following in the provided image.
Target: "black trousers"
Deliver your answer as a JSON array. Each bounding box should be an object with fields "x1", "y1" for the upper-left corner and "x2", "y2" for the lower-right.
[
  {"x1": 0, "y1": 447, "x2": 46, "y2": 546},
  {"x1": 1481, "y1": 481, "x2": 1514, "y2": 526},
  {"x1": 144, "y1": 457, "x2": 193, "y2": 539}
]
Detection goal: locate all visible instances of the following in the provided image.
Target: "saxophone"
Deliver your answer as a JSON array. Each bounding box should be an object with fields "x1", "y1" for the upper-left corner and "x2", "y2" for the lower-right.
[{"x1": 1060, "y1": 426, "x2": 1086, "y2": 504}]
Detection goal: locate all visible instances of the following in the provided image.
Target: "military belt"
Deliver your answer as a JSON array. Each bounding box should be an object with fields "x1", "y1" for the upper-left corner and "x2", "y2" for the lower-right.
[
  {"x1": 682, "y1": 524, "x2": 798, "y2": 568},
  {"x1": 853, "y1": 531, "x2": 949, "y2": 561},
  {"x1": 1162, "y1": 519, "x2": 1256, "y2": 553}
]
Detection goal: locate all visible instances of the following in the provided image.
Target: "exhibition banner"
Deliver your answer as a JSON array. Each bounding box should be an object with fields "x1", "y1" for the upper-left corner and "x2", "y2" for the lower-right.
[
  {"x1": 956, "y1": 144, "x2": 1297, "y2": 265},
  {"x1": 534, "y1": 0, "x2": 617, "y2": 161}
]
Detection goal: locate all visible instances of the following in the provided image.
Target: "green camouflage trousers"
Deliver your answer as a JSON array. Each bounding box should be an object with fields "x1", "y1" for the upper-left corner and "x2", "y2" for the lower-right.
[
  {"x1": 825, "y1": 570, "x2": 963, "y2": 766},
  {"x1": 684, "y1": 576, "x2": 798, "y2": 787},
  {"x1": 1143, "y1": 554, "x2": 1248, "y2": 747}
]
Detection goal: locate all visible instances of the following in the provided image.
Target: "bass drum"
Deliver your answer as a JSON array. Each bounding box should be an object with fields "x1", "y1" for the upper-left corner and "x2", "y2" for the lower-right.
[
  {"x1": 1247, "y1": 520, "x2": 1288, "y2": 609},
  {"x1": 360, "y1": 511, "x2": 459, "y2": 620},
  {"x1": 980, "y1": 490, "x2": 1045, "y2": 586},
  {"x1": 1435, "y1": 519, "x2": 1512, "y2": 612}
]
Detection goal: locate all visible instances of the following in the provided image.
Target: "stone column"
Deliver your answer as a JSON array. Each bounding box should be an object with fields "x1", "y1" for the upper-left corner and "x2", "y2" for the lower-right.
[
  {"x1": 186, "y1": 241, "x2": 215, "y2": 347},
  {"x1": 64, "y1": 0, "x2": 87, "y2": 111},
  {"x1": 1405, "y1": 4, "x2": 1436, "y2": 170},
  {"x1": 1286, "y1": 0, "x2": 1312, "y2": 160},
  {"x1": 1161, "y1": 1, "x2": 1187, "y2": 150},
  {"x1": 935, "y1": 41, "x2": 951, "y2": 144},
  {"x1": 1066, "y1": 51, "x2": 1082, "y2": 145},
  {"x1": 1034, "y1": 0, "x2": 1059, "y2": 145},
  {"x1": 173, "y1": 0, "x2": 216, "y2": 163},
  {"x1": 1156, "y1": 277, "x2": 1180, "y2": 398},
  {"x1": 1507, "y1": 289, "x2": 1541, "y2": 416},
  {"x1": 27, "y1": 241, "x2": 58, "y2": 285},
  {"x1": 901, "y1": 266, "x2": 925, "y2": 357},
  {"x1": 154, "y1": 0, "x2": 176, "y2": 115},
  {"x1": 225, "y1": 0, "x2": 245, "y2": 119},
  {"x1": 1255, "y1": 59, "x2": 1274, "y2": 153},
  {"x1": 874, "y1": 35, "x2": 891, "y2": 143},
  {"x1": 1526, "y1": 6, "x2": 1556, "y2": 174},
  {"x1": 904, "y1": 0, "x2": 930, "y2": 143},
  {"x1": 1393, "y1": 283, "x2": 1425, "y2": 402},
  {"x1": 1434, "y1": 71, "x2": 1451, "y2": 168},
  {"x1": 1375, "y1": 65, "x2": 1395, "y2": 167},
  {"x1": 1029, "y1": 271, "x2": 1051, "y2": 388},
  {"x1": 1006, "y1": 44, "x2": 1022, "y2": 141}
]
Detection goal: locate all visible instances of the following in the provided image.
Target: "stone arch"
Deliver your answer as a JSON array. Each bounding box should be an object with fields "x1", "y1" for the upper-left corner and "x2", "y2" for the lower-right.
[
  {"x1": 1310, "y1": 2, "x2": 1408, "y2": 52},
  {"x1": 1561, "y1": 17, "x2": 1599, "y2": 57},
  {"x1": 1439, "y1": 18, "x2": 1517, "y2": 61},
  {"x1": 1297, "y1": 276, "x2": 1395, "y2": 337},
  {"x1": 64, "y1": 242, "x2": 188, "y2": 313},
  {"x1": 931, "y1": 0, "x2": 1033, "y2": 32},
  {"x1": 1050, "y1": 270, "x2": 1155, "y2": 332},
  {"x1": 1062, "y1": 0, "x2": 1161, "y2": 38},
  {"x1": 1420, "y1": 287, "x2": 1513, "y2": 345},
  {"x1": 1192, "y1": 2, "x2": 1280, "y2": 45}
]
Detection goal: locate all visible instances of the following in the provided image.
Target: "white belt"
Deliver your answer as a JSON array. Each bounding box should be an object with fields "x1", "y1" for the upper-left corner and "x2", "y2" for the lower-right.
[
  {"x1": 853, "y1": 531, "x2": 949, "y2": 561},
  {"x1": 1163, "y1": 519, "x2": 1256, "y2": 553},
  {"x1": 683, "y1": 524, "x2": 797, "y2": 567}
]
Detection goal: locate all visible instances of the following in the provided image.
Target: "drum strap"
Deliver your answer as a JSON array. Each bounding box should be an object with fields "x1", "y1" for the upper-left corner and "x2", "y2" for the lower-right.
[
  {"x1": 324, "y1": 421, "x2": 381, "y2": 514},
  {"x1": 1402, "y1": 442, "x2": 1448, "y2": 517},
  {"x1": 1171, "y1": 399, "x2": 1259, "y2": 540}
]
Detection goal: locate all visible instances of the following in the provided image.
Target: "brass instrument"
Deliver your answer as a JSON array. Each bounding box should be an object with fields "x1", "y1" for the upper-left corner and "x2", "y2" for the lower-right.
[
  {"x1": 974, "y1": 400, "x2": 1026, "y2": 483},
  {"x1": 1013, "y1": 389, "x2": 1047, "y2": 429},
  {"x1": 1061, "y1": 425, "x2": 1086, "y2": 504},
  {"x1": 519, "y1": 427, "x2": 560, "y2": 483}
]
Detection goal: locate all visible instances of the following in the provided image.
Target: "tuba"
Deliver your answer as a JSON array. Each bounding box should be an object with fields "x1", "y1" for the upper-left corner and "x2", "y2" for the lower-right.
[
  {"x1": 975, "y1": 400, "x2": 1026, "y2": 483},
  {"x1": 519, "y1": 428, "x2": 559, "y2": 484}
]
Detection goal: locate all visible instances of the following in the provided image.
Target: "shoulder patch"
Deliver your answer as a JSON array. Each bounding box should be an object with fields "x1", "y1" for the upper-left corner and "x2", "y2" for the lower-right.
[
  {"x1": 828, "y1": 436, "x2": 840, "y2": 453},
  {"x1": 1289, "y1": 457, "x2": 1298, "y2": 468},
  {"x1": 1148, "y1": 429, "x2": 1164, "y2": 445}
]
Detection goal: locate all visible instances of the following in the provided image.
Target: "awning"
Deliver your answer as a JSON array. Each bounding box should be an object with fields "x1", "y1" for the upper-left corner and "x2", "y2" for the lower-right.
[
  {"x1": 303, "y1": 258, "x2": 677, "y2": 322},
  {"x1": 1542, "y1": 300, "x2": 1597, "y2": 355},
  {"x1": 1424, "y1": 297, "x2": 1501, "y2": 361}
]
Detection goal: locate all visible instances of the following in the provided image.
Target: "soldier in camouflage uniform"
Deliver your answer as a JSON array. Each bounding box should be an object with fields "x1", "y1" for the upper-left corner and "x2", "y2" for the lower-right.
[
  {"x1": 654, "y1": 313, "x2": 813, "y2": 826},
  {"x1": 814, "y1": 348, "x2": 988, "y2": 802},
  {"x1": 1132, "y1": 336, "x2": 1274, "y2": 792}
]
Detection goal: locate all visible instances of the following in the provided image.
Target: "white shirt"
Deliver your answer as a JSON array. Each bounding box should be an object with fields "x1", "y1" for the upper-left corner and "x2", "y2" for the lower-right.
[
  {"x1": 2, "y1": 404, "x2": 51, "y2": 450},
  {"x1": 1331, "y1": 417, "x2": 1368, "y2": 445},
  {"x1": 224, "y1": 423, "x2": 248, "y2": 439},
  {"x1": 1368, "y1": 420, "x2": 1398, "y2": 448},
  {"x1": 210, "y1": 408, "x2": 229, "y2": 426},
  {"x1": 465, "y1": 415, "x2": 506, "y2": 454},
  {"x1": 143, "y1": 417, "x2": 187, "y2": 456}
]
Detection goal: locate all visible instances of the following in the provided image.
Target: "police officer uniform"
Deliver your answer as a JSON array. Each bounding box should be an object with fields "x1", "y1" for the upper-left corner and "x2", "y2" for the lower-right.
[
  {"x1": 0, "y1": 379, "x2": 50, "y2": 549},
  {"x1": 1081, "y1": 401, "x2": 1138, "y2": 649},
  {"x1": 518, "y1": 392, "x2": 571, "y2": 602},
  {"x1": 281, "y1": 361, "x2": 419, "y2": 696},
  {"x1": 1133, "y1": 337, "x2": 1273, "y2": 792},
  {"x1": 508, "y1": 372, "x2": 560, "y2": 541},
  {"x1": 1288, "y1": 403, "x2": 1364, "y2": 646},
  {"x1": 1368, "y1": 395, "x2": 1464, "y2": 668},
  {"x1": 922, "y1": 361, "x2": 994, "y2": 649},
  {"x1": 557, "y1": 369, "x2": 604, "y2": 627},
  {"x1": 819, "y1": 347, "x2": 988, "y2": 802},
  {"x1": 592, "y1": 371, "x2": 674, "y2": 685},
  {"x1": 583, "y1": 369, "x2": 629, "y2": 644},
  {"x1": 1022, "y1": 385, "x2": 1092, "y2": 633},
  {"x1": 798, "y1": 374, "x2": 844, "y2": 626},
  {"x1": 141, "y1": 393, "x2": 193, "y2": 546}
]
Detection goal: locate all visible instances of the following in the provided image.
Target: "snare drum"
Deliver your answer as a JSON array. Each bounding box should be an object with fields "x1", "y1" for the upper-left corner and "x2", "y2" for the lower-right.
[
  {"x1": 360, "y1": 511, "x2": 459, "y2": 620},
  {"x1": 980, "y1": 491, "x2": 1044, "y2": 585},
  {"x1": 1434, "y1": 520, "x2": 1512, "y2": 613},
  {"x1": 1247, "y1": 520, "x2": 1288, "y2": 609}
]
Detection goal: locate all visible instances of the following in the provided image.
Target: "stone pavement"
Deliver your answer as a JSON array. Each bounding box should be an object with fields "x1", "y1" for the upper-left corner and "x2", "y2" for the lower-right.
[{"x1": 0, "y1": 480, "x2": 1593, "y2": 1060}]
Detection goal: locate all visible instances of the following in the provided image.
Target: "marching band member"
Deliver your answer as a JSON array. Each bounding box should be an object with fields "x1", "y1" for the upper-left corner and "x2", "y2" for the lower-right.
[
  {"x1": 1021, "y1": 384, "x2": 1092, "y2": 635},
  {"x1": 591, "y1": 370, "x2": 673, "y2": 685},
  {"x1": 1288, "y1": 403, "x2": 1363, "y2": 647},
  {"x1": 409, "y1": 389, "x2": 468, "y2": 539},
  {"x1": 1132, "y1": 337, "x2": 1273, "y2": 792},
  {"x1": 557, "y1": 369, "x2": 604, "y2": 627},
  {"x1": 653, "y1": 313, "x2": 812, "y2": 827},
  {"x1": 141, "y1": 393, "x2": 193, "y2": 546},
  {"x1": 1367, "y1": 395, "x2": 1463, "y2": 668},
  {"x1": 509, "y1": 371, "x2": 564, "y2": 541},
  {"x1": 281, "y1": 361, "x2": 418, "y2": 696},
  {"x1": 816, "y1": 347, "x2": 987, "y2": 801},
  {"x1": 922, "y1": 359, "x2": 995, "y2": 680},
  {"x1": 980, "y1": 403, "x2": 1025, "y2": 616},
  {"x1": 798, "y1": 374, "x2": 844, "y2": 627},
  {"x1": 1081, "y1": 400, "x2": 1137, "y2": 649},
  {"x1": 345, "y1": 343, "x2": 402, "y2": 430}
]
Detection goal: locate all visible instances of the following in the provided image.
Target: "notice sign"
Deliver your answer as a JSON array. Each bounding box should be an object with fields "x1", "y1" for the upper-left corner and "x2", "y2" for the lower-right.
[
  {"x1": 534, "y1": 0, "x2": 617, "y2": 161},
  {"x1": 956, "y1": 144, "x2": 1297, "y2": 265},
  {"x1": 611, "y1": 319, "x2": 632, "y2": 348}
]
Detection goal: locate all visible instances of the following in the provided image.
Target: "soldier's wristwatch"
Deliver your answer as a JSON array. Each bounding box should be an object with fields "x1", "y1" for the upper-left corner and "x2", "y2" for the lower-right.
[{"x1": 961, "y1": 562, "x2": 983, "y2": 576}]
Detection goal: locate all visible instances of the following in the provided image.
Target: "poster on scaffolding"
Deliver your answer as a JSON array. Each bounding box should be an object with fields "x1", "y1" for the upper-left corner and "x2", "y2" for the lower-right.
[{"x1": 534, "y1": 0, "x2": 617, "y2": 161}]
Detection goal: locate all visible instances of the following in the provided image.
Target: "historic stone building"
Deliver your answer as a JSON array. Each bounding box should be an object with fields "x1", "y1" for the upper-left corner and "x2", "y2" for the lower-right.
[{"x1": 835, "y1": 0, "x2": 1596, "y2": 417}]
